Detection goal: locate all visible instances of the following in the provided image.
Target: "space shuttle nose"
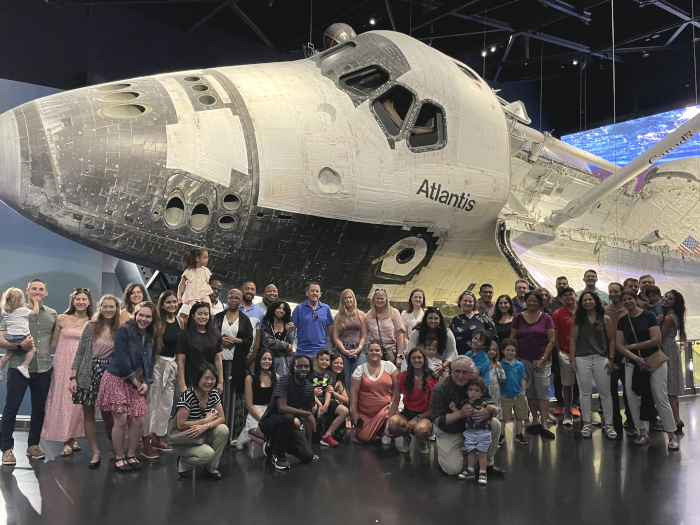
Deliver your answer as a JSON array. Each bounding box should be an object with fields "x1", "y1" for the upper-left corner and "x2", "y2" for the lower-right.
[{"x1": 0, "y1": 109, "x2": 22, "y2": 208}]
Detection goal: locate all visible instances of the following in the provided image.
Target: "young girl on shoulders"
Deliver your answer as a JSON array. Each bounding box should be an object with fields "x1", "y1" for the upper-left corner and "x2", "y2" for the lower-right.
[{"x1": 177, "y1": 249, "x2": 213, "y2": 314}]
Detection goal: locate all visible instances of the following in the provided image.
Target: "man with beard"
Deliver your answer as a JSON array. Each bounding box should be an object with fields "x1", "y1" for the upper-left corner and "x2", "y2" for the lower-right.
[
  {"x1": 259, "y1": 355, "x2": 317, "y2": 470},
  {"x1": 549, "y1": 276, "x2": 569, "y2": 313},
  {"x1": 259, "y1": 284, "x2": 279, "y2": 309},
  {"x1": 240, "y1": 281, "x2": 265, "y2": 332}
]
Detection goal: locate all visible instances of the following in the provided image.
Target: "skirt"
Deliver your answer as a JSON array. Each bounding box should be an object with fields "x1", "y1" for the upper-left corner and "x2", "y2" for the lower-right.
[
  {"x1": 73, "y1": 357, "x2": 111, "y2": 406},
  {"x1": 96, "y1": 368, "x2": 147, "y2": 418},
  {"x1": 236, "y1": 404, "x2": 267, "y2": 447}
]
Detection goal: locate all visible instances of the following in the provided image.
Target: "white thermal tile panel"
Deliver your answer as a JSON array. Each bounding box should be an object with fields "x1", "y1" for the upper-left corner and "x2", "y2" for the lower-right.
[
  {"x1": 194, "y1": 109, "x2": 248, "y2": 183},
  {"x1": 261, "y1": 168, "x2": 305, "y2": 211},
  {"x1": 204, "y1": 75, "x2": 231, "y2": 104},
  {"x1": 156, "y1": 76, "x2": 194, "y2": 118},
  {"x1": 258, "y1": 129, "x2": 303, "y2": 171}
]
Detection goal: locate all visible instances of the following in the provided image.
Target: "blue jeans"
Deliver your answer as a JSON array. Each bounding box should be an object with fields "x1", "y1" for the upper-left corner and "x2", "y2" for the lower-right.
[
  {"x1": 1, "y1": 367, "x2": 52, "y2": 451},
  {"x1": 342, "y1": 351, "x2": 366, "y2": 394},
  {"x1": 274, "y1": 356, "x2": 289, "y2": 377}
]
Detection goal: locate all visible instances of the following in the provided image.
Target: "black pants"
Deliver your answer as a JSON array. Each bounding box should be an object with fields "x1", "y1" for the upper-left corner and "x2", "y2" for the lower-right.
[
  {"x1": 259, "y1": 413, "x2": 313, "y2": 463},
  {"x1": 610, "y1": 365, "x2": 623, "y2": 436},
  {"x1": 1, "y1": 368, "x2": 52, "y2": 451}
]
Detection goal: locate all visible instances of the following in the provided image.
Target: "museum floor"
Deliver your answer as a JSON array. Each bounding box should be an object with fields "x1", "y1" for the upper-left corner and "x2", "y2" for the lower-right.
[{"x1": 2, "y1": 397, "x2": 699, "y2": 525}]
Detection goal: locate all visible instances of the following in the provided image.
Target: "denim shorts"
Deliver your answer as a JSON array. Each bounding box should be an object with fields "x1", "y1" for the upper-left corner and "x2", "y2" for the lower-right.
[{"x1": 463, "y1": 428, "x2": 492, "y2": 452}]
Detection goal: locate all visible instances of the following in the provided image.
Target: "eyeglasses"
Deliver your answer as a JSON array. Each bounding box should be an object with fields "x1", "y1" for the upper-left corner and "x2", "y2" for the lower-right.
[
  {"x1": 461, "y1": 291, "x2": 475, "y2": 297},
  {"x1": 74, "y1": 287, "x2": 90, "y2": 293},
  {"x1": 375, "y1": 288, "x2": 387, "y2": 294},
  {"x1": 312, "y1": 310, "x2": 318, "y2": 319}
]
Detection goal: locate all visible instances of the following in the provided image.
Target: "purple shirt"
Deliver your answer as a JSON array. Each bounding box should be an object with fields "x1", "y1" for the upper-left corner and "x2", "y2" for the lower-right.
[{"x1": 511, "y1": 312, "x2": 554, "y2": 361}]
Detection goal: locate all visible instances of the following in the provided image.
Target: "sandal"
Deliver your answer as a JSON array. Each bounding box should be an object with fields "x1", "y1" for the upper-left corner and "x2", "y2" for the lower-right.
[
  {"x1": 125, "y1": 456, "x2": 142, "y2": 470},
  {"x1": 400, "y1": 435, "x2": 411, "y2": 454},
  {"x1": 71, "y1": 442, "x2": 81, "y2": 452},
  {"x1": 114, "y1": 458, "x2": 132, "y2": 472},
  {"x1": 634, "y1": 435, "x2": 649, "y2": 446},
  {"x1": 668, "y1": 439, "x2": 680, "y2": 451},
  {"x1": 61, "y1": 445, "x2": 73, "y2": 457},
  {"x1": 419, "y1": 440, "x2": 429, "y2": 455},
  {"x1": 605, "y1": 425, "x2": 618, "y2": 440},
  {"x1": 627, "y1": 428, "x2": 638, "y2": 438},
  {"x1": 581, "y1": 423, "x2": 592, "y2": 438}
]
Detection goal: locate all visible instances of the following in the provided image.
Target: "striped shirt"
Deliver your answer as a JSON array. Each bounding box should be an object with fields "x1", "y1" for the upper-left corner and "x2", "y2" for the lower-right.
[
  {"x1": 260, "y1": 374, "x2": 315, "y2": 421},
  {"x1": 177, "y1": 388, "x2": 221, "y2": 421}
]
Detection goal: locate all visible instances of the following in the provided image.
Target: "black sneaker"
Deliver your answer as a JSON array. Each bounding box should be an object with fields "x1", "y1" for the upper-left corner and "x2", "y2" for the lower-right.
[
  {"x1": 458, "y1": 469, "x2": 476, "y2": 481},
  {"x1": 650, "y1": 418, "x2": 664, "y2": 432},
  {"x1": 540, "y1": 427, "x2": 555, "y2": 440},
  {"x1": 514, "y1": 433, "x2": 529, "y2": 446},
  {"x1": 526, "y1": 424, "x2": 542, "y2": 435},
  {"x1": 262, "y1": 438, "x2": 272, "y2": 458},
  {"x1": 486, "y1": 465, "x2": 505, "y2": 477},
  {"x1": 498, "y1": 435, "x2": 505, "y2": 445},
  {"x1": 272, "y1": 454, "x2": 290, "y2": 470}
]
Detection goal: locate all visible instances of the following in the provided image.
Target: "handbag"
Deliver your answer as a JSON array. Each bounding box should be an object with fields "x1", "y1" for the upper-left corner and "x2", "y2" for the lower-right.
[
  {"x1": 628, "y1": 315, "x2": 668, "y2": 372},
  {"x1": 167, "y1": 416, "x2": 205, "y2": 447}
]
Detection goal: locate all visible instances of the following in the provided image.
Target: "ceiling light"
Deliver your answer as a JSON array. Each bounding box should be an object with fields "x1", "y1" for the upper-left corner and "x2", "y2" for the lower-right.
[
  {"x1": 481, "y1": 50, "x2": 487, "y2": 57},
  {"x1": 652, "y1": 34, "x2": 659, "y2": 38},
  {"x1": 369, "y1": 18, "x2": 376, "y2": 25},
  {"x1": 642, "y1": 51, "x2": 650, "y2": 58},
  {"x1": 573, "y1": 60, "x2": 578, "y2": 65},
  {"x1": 491, "y1": 46, "x2": 496, "y2": 52}
]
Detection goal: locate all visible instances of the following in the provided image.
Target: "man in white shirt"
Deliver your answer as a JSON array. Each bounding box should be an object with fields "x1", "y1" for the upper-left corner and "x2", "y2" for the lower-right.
[{"x1": 210, "y1": 279, "x2": 225, "y2": 316}]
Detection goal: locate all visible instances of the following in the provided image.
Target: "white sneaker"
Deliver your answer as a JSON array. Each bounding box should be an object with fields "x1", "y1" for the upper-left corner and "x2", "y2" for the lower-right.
[
  {"x1": 381, "y1": 435, "x2": 392, "y2": 445},
  {"x1": 18, "y1": 365, "x2": 30, "y2": 379},
  {"x1": 591, "y1": 413, "x2": 602, "y2": 426},
  {"x1": 562, "y1": 417, "x2": 574, "y2": 427}
]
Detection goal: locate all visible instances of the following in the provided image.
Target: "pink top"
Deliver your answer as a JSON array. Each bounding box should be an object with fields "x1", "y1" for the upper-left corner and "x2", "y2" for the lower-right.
[
  {"x1": 366, "y1": 308, "x2": 405, "y2": 345},
  {"x1": 92, "y1": 334, "x2": 114, "y2": 359},
  {"x1": 182, "y1": 267, "x2": 213, "y2": 302}
]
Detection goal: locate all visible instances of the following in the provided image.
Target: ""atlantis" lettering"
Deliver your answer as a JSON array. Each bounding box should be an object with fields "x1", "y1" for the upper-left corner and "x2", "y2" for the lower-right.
[{"x1": 416, "y1": 179, "x2": 476, "y2": 211}]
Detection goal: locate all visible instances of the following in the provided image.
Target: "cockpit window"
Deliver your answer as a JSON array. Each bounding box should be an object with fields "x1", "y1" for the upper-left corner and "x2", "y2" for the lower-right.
[
  {"x1": 340, "y1": 66, "x2": 389, "y2": 96},
  {"x1": 455, "y1": 63, "x2": 480, "y2": 82},
  {"x1": 409, "y1": 103, "x2": 445, "y2": 150},
  {"x1": 373, "y1": 86, "x2": 414, "y2": 136},
  {"x1": 320, "y1": 42, "x2": 356, "y2": 68}
]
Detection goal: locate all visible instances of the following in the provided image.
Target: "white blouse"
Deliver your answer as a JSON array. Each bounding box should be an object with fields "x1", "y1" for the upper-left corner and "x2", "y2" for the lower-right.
[
  {"x1": 220, "y1": 316, "x2": 239, "y2": 361},
  {"x1": 352, "y1": 361, "x2": 397, "y2": 382}
]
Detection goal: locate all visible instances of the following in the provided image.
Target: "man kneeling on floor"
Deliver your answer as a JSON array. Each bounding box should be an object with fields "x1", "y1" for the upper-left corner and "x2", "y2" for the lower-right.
[
  {"x1": 259, "y1": 354, "x2": 318, "y2": 469},
  {"x1": 430, "y1": 356, "x2": 505, "y2": 479}
]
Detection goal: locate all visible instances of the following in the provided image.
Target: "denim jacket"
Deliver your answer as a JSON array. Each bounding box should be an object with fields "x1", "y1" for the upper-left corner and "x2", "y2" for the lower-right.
[{"x1": 105, "y1": 324, "x2": 155, "y2": 384}]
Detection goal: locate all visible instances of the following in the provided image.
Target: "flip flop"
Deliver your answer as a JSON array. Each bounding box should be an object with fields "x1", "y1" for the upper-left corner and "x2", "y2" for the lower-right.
[
  {"x1": 71, "y1": 443, "x2": 81, "y2": 452},
  {"x1": 634, "y1": 435, "x2": 649, "y2": 446},
  {"x1": 668, "y1": 439, "x2": 680, "y2": 451},
  {"x1": 61, "y1": 445, "x2": 73, "y2": 457}
]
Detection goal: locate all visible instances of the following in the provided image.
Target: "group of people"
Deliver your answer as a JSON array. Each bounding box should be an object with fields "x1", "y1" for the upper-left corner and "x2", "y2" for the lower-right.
[{"x1": 0, "y1": 252, "x2": 689, "y2": 484}]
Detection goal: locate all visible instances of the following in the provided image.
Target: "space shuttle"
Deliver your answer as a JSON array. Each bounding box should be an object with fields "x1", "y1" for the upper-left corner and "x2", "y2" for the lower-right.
[{"x1": 1, "y1": 28, "x2": 700, "y2": 335}]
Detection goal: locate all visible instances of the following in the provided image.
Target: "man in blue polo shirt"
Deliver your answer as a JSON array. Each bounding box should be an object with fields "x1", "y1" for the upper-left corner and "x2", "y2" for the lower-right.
[
  {"x1": 240, "y1": 281, "x2": 266, "y2": 331},
  {"x1": 292, "y1": 283, "x2": 333, "y2": 360}
]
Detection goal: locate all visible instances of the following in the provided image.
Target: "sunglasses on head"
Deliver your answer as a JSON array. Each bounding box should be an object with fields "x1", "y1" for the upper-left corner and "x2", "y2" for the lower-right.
[
  {"x1": 312, "y1": 310, "x2": 318, "y2": 319},
  {"x1": 74, "y1": 287, "x2": 90, "y2": 293}
]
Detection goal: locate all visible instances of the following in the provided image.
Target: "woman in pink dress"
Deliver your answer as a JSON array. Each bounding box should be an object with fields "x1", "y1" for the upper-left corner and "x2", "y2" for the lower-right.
[
  {"x1": 350, "y1": 342, "x2": 398, "y2": 444},
  {"x1": 42, "y1": 288, "x2": 94, "y2": 456}
]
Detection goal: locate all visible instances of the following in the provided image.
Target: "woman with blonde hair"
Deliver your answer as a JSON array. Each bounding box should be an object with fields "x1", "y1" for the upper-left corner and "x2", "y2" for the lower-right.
[
  {"x1": 70, "y1": 294, "x2": 120, "y2": 467},
  {"x1": 363, "y1": 289, "x2": 406, "y2": 366},
  {"x1": 332, "y1": 289, "x2": 367, "y2": 392}
]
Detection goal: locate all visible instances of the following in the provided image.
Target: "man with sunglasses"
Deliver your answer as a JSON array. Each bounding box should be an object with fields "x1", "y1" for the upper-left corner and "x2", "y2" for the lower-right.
[
  {"x1": 430, "y1": 356, "x2": 504, "y2": 479},
  {"x1": 291, "y1": 283, "x2": 333, "y2": 363},
  {"x1": 258, "y1": 354, "x2": 317, "y2": 469}
]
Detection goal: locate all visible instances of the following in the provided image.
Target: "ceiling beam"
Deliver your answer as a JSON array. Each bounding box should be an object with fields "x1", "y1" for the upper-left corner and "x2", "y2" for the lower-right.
[
  {"x1": 231, "y1": 4, "x2": 273, "y2": 47},
  {"x1": 536, "y1": 0, "x2": 592, "y2": 24},
  {"x1": 415, "y1": 28, "x2": 504, "y2": 41},
  {"x1": 665, "y1": 22, "x2": 688, "y2": 45},
  {"x1": 384, "y1": 0, "x2": 397, "y2": 31},
  {"x1": 186, "y1": 0, "x2": 237, "y2": 33},
  {"x1": 410, "y1": 0, "x2": 481, "y2": 31},
  {"x1": 647, "y1": 0, "x2": 700, "y2": 30},
  {"x1": 493, "y1": 33, "x2": 516, "y2": 82},
  {"x1": 451, "y1": 13, "x2": 513, "y2": 31}
]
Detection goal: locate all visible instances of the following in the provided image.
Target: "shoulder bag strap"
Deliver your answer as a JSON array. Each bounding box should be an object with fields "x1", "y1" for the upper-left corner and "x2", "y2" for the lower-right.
[
  {"x1": 375, "y1": 317, "x2": 384, "y2": 347},
  {"x1": 627, "y1": 315, "x2": 641, "y2": 357}
]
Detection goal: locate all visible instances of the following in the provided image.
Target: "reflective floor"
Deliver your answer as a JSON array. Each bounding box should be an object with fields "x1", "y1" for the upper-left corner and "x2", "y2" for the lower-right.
[{"x1": 2, "y1": 397, "x2": 700, "y2": 525}]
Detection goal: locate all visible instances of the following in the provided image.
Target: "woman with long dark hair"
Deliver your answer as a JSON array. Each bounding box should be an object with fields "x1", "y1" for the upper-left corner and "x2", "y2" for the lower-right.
[
  {"x1": 450, "y1": 291, "x2": 498, "y2": 355},
  {"x1": 405, "y1": 307, "x2": 457, "y2": 379},
  {"x1": 660, "y1": 290, "x2": 687, "y2": 429},
  {"x1": 401, "y1": 288, "x2": 426, "y2": 335},
  {"x1": 492, "y1": 295, "x2": 514, "y2": 344},
  {"x1": 237, "y1": 349, "x2": 278, "y2": 451},
  {"x1": 69, "y1": 294, "x2": 120, "y2": 467},
  {"x1": 141, "y1": 290, "x2": 183, "y2": 459},
  {"x1": 569, "y1": 292, "x2": 617, "y2": 440},
  {"x1": 616, "y1": 290, "x2": 677, "y2": 449},
  {"x1": 259, "y1": 300, "x2": 296, "y2": 377},
  {"x1": 43, "y1": 288, "x2": 94, "y2": 456},
  {"x1": 211, "y1": 290, "x2": 253, "y2": 445},
  {"x1": 176, "y1": 302, "x2": 224, "y2": 393},
  {"x1": 120, "y1": 283, "x2": 148, "y2": 324},
  {"x1": 96, "y1": 301, "x2": 160, "y2": 471},
  {"x1": 387, "y1": 347, "x2": 437, "y2": 454}
]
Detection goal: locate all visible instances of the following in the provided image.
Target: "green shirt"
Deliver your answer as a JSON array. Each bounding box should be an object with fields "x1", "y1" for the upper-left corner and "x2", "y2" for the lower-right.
[{"x1": 0, "y1": 305, "x2": 57, "y2": 373}]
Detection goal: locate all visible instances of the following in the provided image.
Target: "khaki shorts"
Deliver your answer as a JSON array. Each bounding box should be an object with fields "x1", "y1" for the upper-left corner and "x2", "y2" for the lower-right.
[
  {"x1": 558, "y1": 352, "x2": 576, "y2": 387},
  {"x1": 501, "y1": 394, "x2": 529, "y2": 421}
]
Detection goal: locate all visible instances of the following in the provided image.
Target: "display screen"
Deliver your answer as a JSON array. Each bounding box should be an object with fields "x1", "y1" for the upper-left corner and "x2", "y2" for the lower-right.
[{"x1": 561, "y1": 105, "x2": 700, "y2": 168}]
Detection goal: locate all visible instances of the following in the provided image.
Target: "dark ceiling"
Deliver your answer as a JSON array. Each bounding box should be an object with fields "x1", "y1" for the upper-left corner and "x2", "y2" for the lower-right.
[{"x1": 2, "y1": 0, "x2": 700, "y2": 136}]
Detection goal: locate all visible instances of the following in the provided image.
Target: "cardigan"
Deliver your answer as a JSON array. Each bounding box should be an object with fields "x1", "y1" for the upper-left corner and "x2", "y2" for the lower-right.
[
  {"x1": 213, "y1": 310, "x2": 254, "y2": 391},
  {"x1": 71, "y1": 322, "x2": 99, "y2": 389}
]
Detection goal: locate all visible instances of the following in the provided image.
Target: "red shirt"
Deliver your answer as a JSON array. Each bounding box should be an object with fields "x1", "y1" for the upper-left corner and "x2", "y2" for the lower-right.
[
  {"x1": 397, "y1": 371, "x2": 438, "y2": 413},
  {"x1": 552, "y1": 306, "x2": 575, "y2": 354}
]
